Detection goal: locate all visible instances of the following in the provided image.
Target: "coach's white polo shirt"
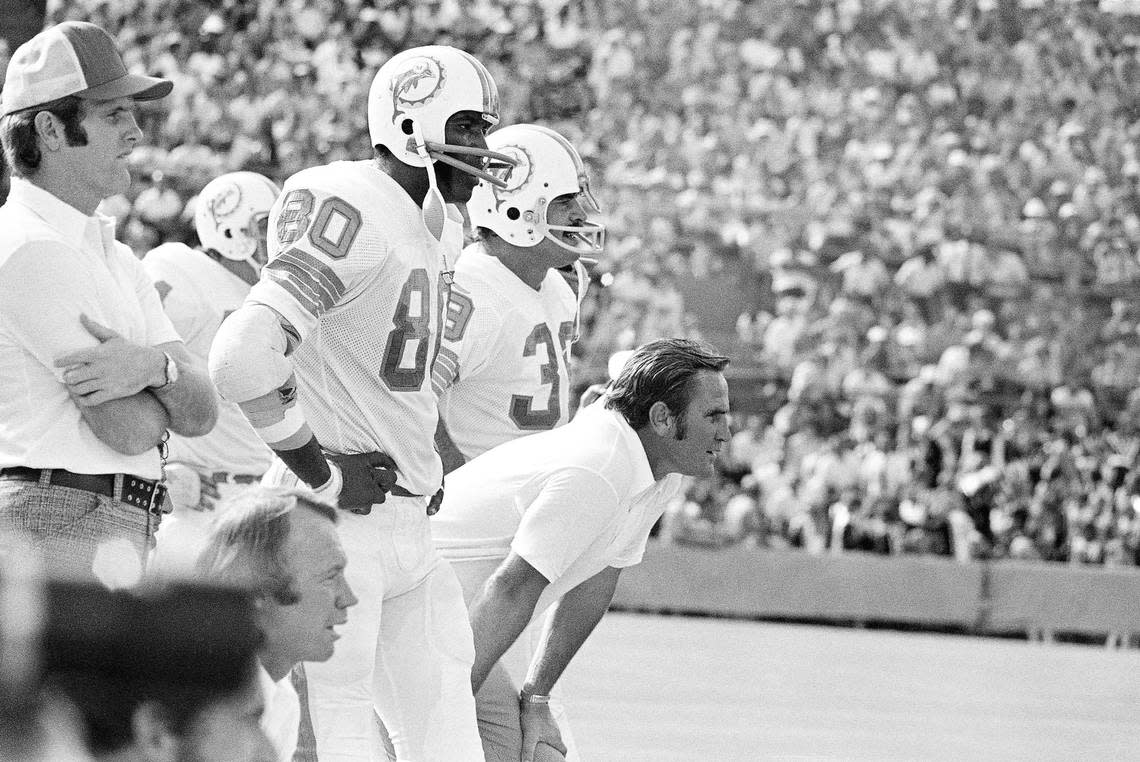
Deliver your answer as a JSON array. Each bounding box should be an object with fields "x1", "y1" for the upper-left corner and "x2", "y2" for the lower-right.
[
  {"x1": 434, "y1": 403, "x2": 684, "y2": 620},
  {"x1": 0, "y1": 177, "x2": 179, "y2": 478}
]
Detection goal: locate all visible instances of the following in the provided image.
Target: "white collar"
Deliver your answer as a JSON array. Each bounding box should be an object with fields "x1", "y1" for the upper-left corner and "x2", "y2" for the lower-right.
[
  {"x1": 583, "y1": 404, "x2": 658, "y2": 496},
  {"x1": 7, "y1": 176, "x2": 117, "y2": 254}
]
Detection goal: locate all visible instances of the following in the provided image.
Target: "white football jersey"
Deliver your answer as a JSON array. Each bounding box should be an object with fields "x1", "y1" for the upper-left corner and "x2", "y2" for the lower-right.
[
  {"x1": 143, "y1": 243, "x2": 273, "y2": 476},
  {"x1": 432, "y1": 243, "x2": 578, "y2": 460},
  {"x1": 245, "y1": 160, "x2": 463, "y2": 495}
]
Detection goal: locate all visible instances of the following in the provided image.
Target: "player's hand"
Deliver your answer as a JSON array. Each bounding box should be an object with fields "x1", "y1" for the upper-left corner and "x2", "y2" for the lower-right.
[
  {"x1": 519, "y1": 699, "x2": 567, "y2": 762},
  {"x1": 326, "y1": 451, "x2": 400, "y2": 515},
  {"x1": 163, "y1": 464, "x2": 203, "y2": 512},
  {"x1": 55, "y1": 315, "x2": 166, "y2": 406},
  {"x1": 427, "y1": 487, "x2": 444, "y2": 516}
]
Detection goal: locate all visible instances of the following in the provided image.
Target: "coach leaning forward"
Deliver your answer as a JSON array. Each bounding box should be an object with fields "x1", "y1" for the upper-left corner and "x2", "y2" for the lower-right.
[{"x1": 0, "y1": 21, "x2": 217, "y2": 579}]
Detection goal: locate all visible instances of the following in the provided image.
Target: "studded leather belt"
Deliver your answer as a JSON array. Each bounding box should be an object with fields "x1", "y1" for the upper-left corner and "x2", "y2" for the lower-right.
[{"x1": 0, "y1": 467, "x2": 170, "y2": 515}]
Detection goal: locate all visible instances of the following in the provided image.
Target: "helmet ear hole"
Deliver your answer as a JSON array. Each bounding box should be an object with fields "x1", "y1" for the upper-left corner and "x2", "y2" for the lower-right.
[
  {"x1": 401, "y1": 119, "x2": 415, "y2": 136},
  {"x1": 224, "y1": 229, "x2": 234, "y2": 239},
  {"x1": 506, "y1": 207, "x2": 521, "y2": 221}
]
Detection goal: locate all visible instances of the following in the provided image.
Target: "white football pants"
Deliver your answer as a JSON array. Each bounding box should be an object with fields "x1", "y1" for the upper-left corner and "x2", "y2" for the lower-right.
[{"x1": 268, "y1": 461, "x2": 483, "y2": 762}]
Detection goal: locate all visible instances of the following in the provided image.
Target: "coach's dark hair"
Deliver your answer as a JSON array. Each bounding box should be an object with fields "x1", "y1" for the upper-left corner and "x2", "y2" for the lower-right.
[
  {"x1": 0, "y1": 95, "x2": 88, "y2": 178},
  {"x1": 605, "y1": 338, "x2": 729, "y2": 429},
  {"x1": 197, "y1": 488, "x2": 338, "y2": 606}
]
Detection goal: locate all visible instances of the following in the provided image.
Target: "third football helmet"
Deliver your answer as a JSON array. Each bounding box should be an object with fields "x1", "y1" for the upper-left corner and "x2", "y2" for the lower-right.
[
  {"x1": 469, "y1": 124, "x2": 605, "y2": 255},
  {"x1": 194, "y1": 171, "x2": 281, "y2": 274}
]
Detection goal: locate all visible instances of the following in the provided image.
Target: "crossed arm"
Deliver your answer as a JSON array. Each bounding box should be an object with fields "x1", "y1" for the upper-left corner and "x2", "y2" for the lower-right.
[{"x1": 55, "y1": 315, "x2": 217, "y2": 455}]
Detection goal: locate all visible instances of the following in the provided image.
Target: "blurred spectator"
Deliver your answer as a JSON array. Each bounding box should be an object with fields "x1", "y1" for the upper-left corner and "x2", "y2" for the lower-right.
[
  {"x1": 43, "y1": 580, "x2": 272, "y2": 761},
  {"x1": 0, "y1": 534, "x2": 90, "y2": 761}
]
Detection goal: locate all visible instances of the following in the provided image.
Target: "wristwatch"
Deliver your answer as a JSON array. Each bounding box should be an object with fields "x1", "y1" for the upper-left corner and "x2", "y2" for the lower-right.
[{"x1": 151, "y1": 351, "x2": 179, "y2": 391}]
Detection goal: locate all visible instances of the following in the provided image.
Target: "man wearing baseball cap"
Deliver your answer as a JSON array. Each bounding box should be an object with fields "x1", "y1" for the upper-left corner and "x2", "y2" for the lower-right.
[{"x1": 0, "y1": 21, "x2": 218, "y2": 582}]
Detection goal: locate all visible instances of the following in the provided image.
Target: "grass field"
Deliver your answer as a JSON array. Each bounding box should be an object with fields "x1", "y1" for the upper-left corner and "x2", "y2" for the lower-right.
[{"x1": 560, "y1": 612, "x2": 1140, "y2": 761}]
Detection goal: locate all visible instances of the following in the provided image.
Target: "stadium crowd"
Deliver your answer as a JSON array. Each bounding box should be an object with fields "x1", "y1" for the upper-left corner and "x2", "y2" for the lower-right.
[{"x1": 10, "y1": 0, "x2": 1140, "y2": 569}]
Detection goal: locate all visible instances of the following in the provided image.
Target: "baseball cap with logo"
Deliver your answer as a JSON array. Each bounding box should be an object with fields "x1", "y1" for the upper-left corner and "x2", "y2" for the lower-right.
[{"x1": 1, "y1": 21, "x2": 172, "y2": 116}]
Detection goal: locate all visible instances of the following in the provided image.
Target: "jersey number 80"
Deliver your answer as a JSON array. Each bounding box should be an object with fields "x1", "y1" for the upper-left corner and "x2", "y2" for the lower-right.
[{"x1": 382, "y1": 268, "x2": 449, "y2": 392}]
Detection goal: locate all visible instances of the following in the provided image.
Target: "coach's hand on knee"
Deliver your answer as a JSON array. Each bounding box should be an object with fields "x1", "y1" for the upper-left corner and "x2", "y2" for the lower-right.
[
  {"x1": 519, "y1": 697, "x2": 567, "y2": 762},
  {"x1": 326, "y1": 451, "x2": 400, "y2": 515}
]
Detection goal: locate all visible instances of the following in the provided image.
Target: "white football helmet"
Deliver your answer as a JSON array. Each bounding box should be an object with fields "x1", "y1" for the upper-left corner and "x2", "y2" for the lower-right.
[
  {"x1": 368, "y1": 45, "x2": 515, "y2": 187},
  {"x1": 469, "y1": 124, "x2": 605, "y2": 255},
  {"x1": 194, "y1": 171, "x2": 280, "y2": 274}
]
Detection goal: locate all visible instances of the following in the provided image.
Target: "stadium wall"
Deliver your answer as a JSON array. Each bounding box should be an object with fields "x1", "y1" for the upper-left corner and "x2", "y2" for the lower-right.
[{"x1": 612, "y1": 541, "x2": 1140, "y2": 646}]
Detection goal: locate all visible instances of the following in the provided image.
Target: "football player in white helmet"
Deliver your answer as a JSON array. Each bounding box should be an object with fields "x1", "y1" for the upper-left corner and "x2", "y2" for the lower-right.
[
  {"x1": 209, "y1": 46, "x2": 514, "y2": 761},
  {"x1": 194, "y1": 171, "x2": 281, "y2": 278},
  {"x1": 430, "y1": 124, "x2": 605, "y2": 762},
  {"x1": 143, "y1": 171, "x2": 280, "y2": 578}
]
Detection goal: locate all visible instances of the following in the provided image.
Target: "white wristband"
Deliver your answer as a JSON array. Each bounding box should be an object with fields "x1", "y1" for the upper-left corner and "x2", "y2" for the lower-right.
[
  {"x1": 519, "y1": 691, "x2": 551, "y2": 705},
  {"x1": 311, "y1": 460, "x2": 343, "y2": 501}
]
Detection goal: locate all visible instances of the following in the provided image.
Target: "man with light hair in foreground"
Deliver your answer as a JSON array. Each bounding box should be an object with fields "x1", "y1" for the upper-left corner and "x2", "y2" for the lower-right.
[{"x1": 197, "y1": 488, "x2": 357, "y2": 762}]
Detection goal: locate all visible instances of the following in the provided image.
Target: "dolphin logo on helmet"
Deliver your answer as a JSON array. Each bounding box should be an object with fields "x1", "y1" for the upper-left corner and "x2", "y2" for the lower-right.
[
  {"x1": 194, "y1": 171, "x2": 281, "y2": 275},
  {"x1": 207, "y1": 181, "x2": 242, "y2": 227},
  {"x1": 390, "y1": 57, "x2": 445, "y2": 122},
  {"x1": 490, "y1": 145, "x2": 533, "y2": 211}
]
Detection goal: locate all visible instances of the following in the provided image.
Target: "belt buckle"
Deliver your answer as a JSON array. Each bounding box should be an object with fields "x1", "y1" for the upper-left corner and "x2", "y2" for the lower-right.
[
  {"x1": 125, "y1": 476, "x2": 168, "y2": 515},
  {"x1": 149, "y1": 482, "x2": 170, "y2": 515}
]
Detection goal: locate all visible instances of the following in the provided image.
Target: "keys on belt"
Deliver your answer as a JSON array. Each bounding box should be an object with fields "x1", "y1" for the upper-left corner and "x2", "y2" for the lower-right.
[
  {"x1": 0, "y1": 467, "x2": 171, "y2": 515},
  {"x1": 203, "y1": 471, "x2": 261, "y2": 487}
]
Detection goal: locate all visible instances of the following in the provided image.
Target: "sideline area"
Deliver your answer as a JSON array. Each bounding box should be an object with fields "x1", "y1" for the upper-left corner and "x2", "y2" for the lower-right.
[
  {"x1": 563, "y1": 611, "x2": 1140, "y2": 761},
  {"x1": 611, "y1": 541, "x2": 1140, "y2": 646}
]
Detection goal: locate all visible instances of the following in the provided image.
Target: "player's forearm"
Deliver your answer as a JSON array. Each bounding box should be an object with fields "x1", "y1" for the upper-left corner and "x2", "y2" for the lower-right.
[
  {"x1": 470, "y1": 587, "x2": 538, "y2": 693},
  {"x1": 469, "y1": 555, "x2": 549, "y2": 693},
  {"x1": 522, "y1": 565, "x2": 620, "y2": 697},
  {"x1": 210, "y1": 303, "x2": 316, "y2": 460},
  {"x1": 274, "y1": 435, "x2": 332, "y2": 490},
  {"x1": 79, "y1": 390, "x2": 170, "y2": 456}
]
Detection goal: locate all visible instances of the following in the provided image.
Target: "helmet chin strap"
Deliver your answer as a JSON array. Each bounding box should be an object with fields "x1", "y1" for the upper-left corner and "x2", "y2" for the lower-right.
[
  {"x1": 243, "y1": 255, "x2": 263, "y2": 280},
  {"x1": 571, "y1": 259, "x2": 588, "y2": 342},
  {"x1": 411, "y1": 121, "x2": 446, "y2": 241}
]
